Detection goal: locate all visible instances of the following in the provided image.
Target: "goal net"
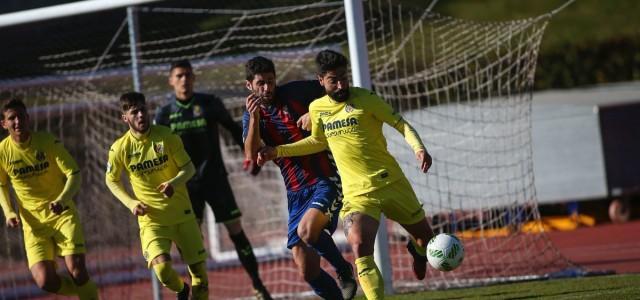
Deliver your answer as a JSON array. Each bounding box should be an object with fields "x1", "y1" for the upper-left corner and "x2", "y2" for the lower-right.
[{"x1": 0, "y1": 0, "x2": 573, "y2": 298}]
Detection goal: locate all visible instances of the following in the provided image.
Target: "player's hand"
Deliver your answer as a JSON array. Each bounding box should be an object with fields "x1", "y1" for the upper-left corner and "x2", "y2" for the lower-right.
[
  {"x1": 257, "y1": 146, "x2": 277, "y2": 166},
  {"x1": 416, "y1": 149, "x2": 432, "y2": 173},
  {"x1": 49, "y1": 201, "x2": 69, "y2": 215},
  {"x1": 246, "y1": 93, "x2": 261, "y2": 118},
  {"x1": 296, "y1": 113, "x2": 311, "y2": 131},
  {"x1": 6, "y1": 216, "x2": 20, "y2": 228},
  {"x1": 157, "y1": 182, "x2": 174, "y2": 198},
  {"x1": 132, "y1": 202, "x2": 148, "y2": 216},
  {"x1": 242, "y1": 158, "x2": 261, "y2": 176}
]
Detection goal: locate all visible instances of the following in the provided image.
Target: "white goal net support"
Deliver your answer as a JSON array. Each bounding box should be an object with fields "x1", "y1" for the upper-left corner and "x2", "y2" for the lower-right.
[{"x1": 0, "y1": 1, "x2": 574, "y2": 299}]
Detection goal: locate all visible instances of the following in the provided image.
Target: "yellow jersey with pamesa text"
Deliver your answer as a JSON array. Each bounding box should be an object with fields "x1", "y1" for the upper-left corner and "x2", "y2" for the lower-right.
[
  {"x1": 106, "y1": 125, "x2": 194, "y2": 226},
  {"x1": 0, "y1": 132, "x2": 79, "y2": 223},
  {"x1": 279, "y1": 87, "x2": 425, "y2": 198}
]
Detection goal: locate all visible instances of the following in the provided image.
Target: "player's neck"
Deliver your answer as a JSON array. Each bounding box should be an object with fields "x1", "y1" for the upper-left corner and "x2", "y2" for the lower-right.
[
  {"x1": 129, "y1": 127, "x2": 150, "y2": 140},
  {"x1": 175, "y1": 92, "x2": 193, "y2": 102},
  {"x1": 11, "y1": 132, "x2": 31, "y2": 147}
]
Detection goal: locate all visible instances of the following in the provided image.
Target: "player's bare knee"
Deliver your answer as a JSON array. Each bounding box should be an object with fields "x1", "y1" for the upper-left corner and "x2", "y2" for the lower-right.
[
  {"x1": 297, "y1": 226, "x2": 318, "y2": 245},
  {"x1": 32, "y1": 271, "x2": 58, "y2": 292},
  {"x1": 69, "y1": 267, "x2": 89, "y2": 286}
]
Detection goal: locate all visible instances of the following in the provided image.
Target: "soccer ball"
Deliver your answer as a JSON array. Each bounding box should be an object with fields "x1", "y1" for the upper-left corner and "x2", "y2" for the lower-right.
[{"x1": 426, "y1": 233, "x2": 464, "y2": 271}]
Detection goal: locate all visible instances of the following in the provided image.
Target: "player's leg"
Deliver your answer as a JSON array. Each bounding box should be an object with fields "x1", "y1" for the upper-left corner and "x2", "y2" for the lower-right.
[
  {"x1": 291, "y1": 241, "x2": 343, "y2": 300},
  {"x1": 64, "y1": 254, "x2": 98, "y2": 300},
  {"x1": 340, "y1": 194, "x2": 385, "y2": 300},
  {"x1": 297, "y1": 180, "x2": 356, "y2": 299},
  {"x1": 25, "y1": 218, "x2": 77, "y2": 296},
  {"x1": 142, "y1": 225, "x2": 188, "y2": 297},
  {"x1": 380, "y1": 177, "x2": 434, "y2": 280},
  {"x1": 210, "y1": 177, "x2": 269, "y2": 298},
  {"x1": 175, "y1": 218, "x2": 209, "y2": 300},
  {"x1": 57, "y1": 210, "x2": 99, "y2": 299}
]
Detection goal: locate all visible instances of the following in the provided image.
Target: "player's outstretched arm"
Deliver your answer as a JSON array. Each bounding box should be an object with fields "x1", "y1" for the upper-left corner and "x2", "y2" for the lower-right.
[
  {"x1": 157, "y1": 161, "x2": 196, "y2": 198},
  {"x1": 391, "y1": 119, "x2": 432, "y2": 172},
  {"x1": 0, "y1": 184, "x2": 19, "y2": 228}
]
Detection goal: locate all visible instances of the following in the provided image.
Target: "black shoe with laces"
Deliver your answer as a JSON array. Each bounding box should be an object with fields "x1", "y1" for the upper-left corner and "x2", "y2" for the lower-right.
[
  {"x1": 337, "y1": 264, "x2": 357, "y2": 300},
  {"x1": 177, "y1": 283, "x2": 190, "y2": 300}
]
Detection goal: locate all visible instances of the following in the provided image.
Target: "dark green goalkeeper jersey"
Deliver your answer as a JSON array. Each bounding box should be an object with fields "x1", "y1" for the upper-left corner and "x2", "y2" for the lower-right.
[{"x1": 154, "y1": 93, "x2": 244, "y2": 181}]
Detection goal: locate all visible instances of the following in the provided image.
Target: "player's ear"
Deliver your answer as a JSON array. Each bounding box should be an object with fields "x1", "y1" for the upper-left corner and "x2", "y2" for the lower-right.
[
  {"x1": 245, "y1": 80, "x2": 252, "y2": 92},
  {"x1": 317, "y1": 74, "x2": 324, "y2": 86}
]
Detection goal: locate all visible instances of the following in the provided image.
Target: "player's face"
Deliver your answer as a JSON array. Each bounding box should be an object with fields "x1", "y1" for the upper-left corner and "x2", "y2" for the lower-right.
[
  {"x1": 1, "y1": 108, "x2": 31, "y2": 142},
  {"x1": 122, "y1": 104, "x2": 150, "y2": 134},
  {"x1": 169, "y1": 67, "x2": 195, "y2": 101},
  {"x1": 246, "y1": 72, "x2": 276, "y2": 104},
  {"x1": 318, "y1": 67, "x2": 350, "y2": 102}
]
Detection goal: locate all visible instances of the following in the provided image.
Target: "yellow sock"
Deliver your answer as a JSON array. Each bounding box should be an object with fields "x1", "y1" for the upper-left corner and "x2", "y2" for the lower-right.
[
  {"x1": 188, "y1": 261, "x2": 209, "y2": 300},
  {"x1": 56, "y1": 275, "x2": 78, "y2": 296},
  {"x1": 355, "y1": 256, "x2": 384, "y2": 300},
  {"x1": 411, "y1": 239, "x2": 427, "y2": 257},
  {"x1": 77, "y1": 280, "x2": 99, "y2": 300},
  {"x1": 152, "y1": 262, "x2": 184, "y2": 293}
]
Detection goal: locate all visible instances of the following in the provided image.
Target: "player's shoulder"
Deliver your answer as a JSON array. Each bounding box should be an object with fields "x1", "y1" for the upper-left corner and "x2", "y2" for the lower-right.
[
  {"x1": 31, "y1": 131, "x2": 59, "y2": 145},
  {"x1": 194, "y1": 92, "x2": 222, "y2": 104},
  {"x1": 0, "y1": 136, "x2": 11, "y2": 151},
  {"x1": 309, "y1": 94, "x2": 332, "y2": 109},
  {"x1": 151, "y1": 124, "x2": 174, "y2": 137},
  {"x1": 110, "y1": 130, "x2": 131, "y2": 152}
]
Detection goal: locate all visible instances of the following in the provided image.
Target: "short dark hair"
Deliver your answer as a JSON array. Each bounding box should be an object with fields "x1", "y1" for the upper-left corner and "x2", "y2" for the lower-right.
[
  {"x1": 120, "y1": 92, "x2": 146, "y2": 112},
  {"x1": 245, "y1": 56, "x2": 276, "y2": 81},
  {"x1": 315, "y1": 49, "x2": 348, "y2": 76},
  {"x1": 170, "y1": 59, "x2": 193, "y2": 73},
  {"x1": 2, "y1": 98, "x2": 27, "y2": 118}
]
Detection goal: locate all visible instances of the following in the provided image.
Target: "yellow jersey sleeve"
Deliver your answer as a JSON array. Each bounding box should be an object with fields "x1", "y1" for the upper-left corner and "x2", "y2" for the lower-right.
[
  {"x1": 276, "y1": 100, "x2": 328, "y2": 157},
  {"x1": 368, "y1": 93, "x2": 425, "y2": 153},
  {"x1": 0, "y1": 167, "x2": 17, "y2": 219},
  {"x1": 167, "y1": 132, "x2": 191, "y2": 168},
  {"x1": 51, "y1": 138, "x2": 80, "y2": 177}
]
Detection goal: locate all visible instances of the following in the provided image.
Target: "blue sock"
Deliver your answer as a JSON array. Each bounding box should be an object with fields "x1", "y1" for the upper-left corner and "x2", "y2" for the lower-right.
[
  {"x1": 310, "y1": 231, "x2": 351, "y2": 273},
  {"x1": 308, "y1": 269, "x2": 343, "y2": 300}
]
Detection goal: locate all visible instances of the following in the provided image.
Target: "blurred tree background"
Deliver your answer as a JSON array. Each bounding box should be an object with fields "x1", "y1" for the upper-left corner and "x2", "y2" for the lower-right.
[{"x1": 1, "y1": 0, "x2": 638, "y2": 90}]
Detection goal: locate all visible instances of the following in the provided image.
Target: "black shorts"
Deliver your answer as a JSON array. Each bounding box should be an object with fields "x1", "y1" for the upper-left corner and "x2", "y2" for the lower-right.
[{"x1": 187, "y1": 177, "x2": 242, "y2": 223}]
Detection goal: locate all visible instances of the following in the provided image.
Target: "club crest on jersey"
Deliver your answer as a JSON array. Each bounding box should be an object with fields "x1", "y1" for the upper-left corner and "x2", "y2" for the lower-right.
[
  {"x1": 35, "y1": 151, "x2": 46, "y2": 161},
  {"x1": 193, "y1": 105, "x2": 202, "y2": 117},
  {"x1": 345, "y1": 103, "x2": 355, "y2": 113},
  {"x1": 153, "y1": 142, "x2": 164, "y2": 155}
]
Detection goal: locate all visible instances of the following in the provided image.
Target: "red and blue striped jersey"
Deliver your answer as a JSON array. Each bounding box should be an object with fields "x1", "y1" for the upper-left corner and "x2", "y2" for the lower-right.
[{"x1": 242, "y1": 80, "x2": 338, "y2": 192}]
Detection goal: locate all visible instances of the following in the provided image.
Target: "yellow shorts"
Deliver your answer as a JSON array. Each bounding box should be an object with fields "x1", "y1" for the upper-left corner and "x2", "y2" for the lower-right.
[
  {"x1": 22, "y1": 208, "x2": 86, "y2": 268},
  {"x1": 140, "y1": 218, "x2": 207, "y2": 267},
  {"x1": 340, "y1": 177, "x2": 425, "y2": 225}
]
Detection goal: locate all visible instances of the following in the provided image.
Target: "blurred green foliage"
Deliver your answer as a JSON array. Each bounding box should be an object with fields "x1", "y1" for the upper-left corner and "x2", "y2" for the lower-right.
[{"x1": 402, "y1": 0, "x2": 640, "y2": 89}]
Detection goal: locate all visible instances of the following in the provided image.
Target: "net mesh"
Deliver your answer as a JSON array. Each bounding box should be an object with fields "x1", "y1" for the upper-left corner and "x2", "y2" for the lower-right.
[{"x1": 0, "y1": 1, "x2": 573, "y2": 299}]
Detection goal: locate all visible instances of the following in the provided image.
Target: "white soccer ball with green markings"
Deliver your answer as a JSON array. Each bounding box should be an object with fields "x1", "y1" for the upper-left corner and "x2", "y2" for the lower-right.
[{"x1": 426, "y1": 233, "x2": 464, "y2": 271}]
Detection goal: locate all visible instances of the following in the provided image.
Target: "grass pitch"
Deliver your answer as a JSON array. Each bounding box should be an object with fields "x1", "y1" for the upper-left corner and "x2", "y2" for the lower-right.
[{"x1": 354, "y1": 274, "x2": 640, "y2": 299}]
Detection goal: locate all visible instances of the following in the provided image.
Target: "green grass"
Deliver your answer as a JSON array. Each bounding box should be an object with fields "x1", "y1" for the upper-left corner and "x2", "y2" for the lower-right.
[{"x1": 354, "y1": 274, "x2": 640, "y2": 299}]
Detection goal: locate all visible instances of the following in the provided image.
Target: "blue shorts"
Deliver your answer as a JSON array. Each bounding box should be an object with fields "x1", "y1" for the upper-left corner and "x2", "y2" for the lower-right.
[{"x1": 286, "y1": 179, "x2": 342, "y2": 249}]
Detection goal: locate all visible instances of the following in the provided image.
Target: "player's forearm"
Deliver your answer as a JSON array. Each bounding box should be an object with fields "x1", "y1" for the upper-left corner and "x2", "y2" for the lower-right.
[
  {"x1": 105, "y1": 178, "x2": 140, "y2": 212},
  {"x1": 167, "y1": 161, "x2": 196, "y2": 187},
  {"x1": 54, "y1": 172, "x2": 81, "y2": 205},
  {"x1": 393, "y1": 119, "x2": 426, "y2": 153},
  {"x1": 0, "y1": 185, "x2": 17, "y2": 219},
  {"x1": 276, "y1": 136, "x2": 327, "y2": 158},
  {"x1": 244, "y1": 117, "x2": 262, "y2": 160}
]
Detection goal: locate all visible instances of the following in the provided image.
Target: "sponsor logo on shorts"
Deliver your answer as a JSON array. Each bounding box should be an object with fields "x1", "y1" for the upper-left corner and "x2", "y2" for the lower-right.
[{"x1": 143, "y1": 251, "x2": 149, "y2": 260}]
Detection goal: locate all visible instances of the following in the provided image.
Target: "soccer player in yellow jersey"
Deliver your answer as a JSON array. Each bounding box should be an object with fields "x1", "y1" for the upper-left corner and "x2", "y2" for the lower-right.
[
  {"x1": 105, "y1": 92, "x2": 208, "y2": 300},
  {"x1": 259, "y1": 50, "x2": 435, "y2": 299},
  {"x1": 0, "y1": 98, "x2": 98, "y2": 299}
]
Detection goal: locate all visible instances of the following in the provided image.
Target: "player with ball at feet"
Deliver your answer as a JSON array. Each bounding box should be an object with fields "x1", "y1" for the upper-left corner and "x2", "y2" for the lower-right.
[{"x1": 258, "y1": 50, "x2": 435, "y2": 299}]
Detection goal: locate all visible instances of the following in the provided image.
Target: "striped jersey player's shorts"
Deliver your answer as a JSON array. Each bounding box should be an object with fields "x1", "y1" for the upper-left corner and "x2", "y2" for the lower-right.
[
  {"x1": 340, "y1": 176, "x2": 426, "y2": 225},
  {"x1": 286, "y1": 178, "x2": 342, "y2": 249},
  {"x1": 22, "y1": 206, "x2": 86, "y2": 268}
]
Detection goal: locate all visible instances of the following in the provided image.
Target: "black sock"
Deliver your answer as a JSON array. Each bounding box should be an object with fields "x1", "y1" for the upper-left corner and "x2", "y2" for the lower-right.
[{"x1": 230, "y1": 230, "x2": 263, "y2": 288}]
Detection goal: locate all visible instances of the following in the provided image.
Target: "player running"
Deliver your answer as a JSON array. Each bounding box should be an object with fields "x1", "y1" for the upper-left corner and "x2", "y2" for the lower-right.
[
  {"x1": 154, "y1": 60, "x2": 271, "y2": 299},
  {"x1": 105, "y1": 92, "x2": 208, "y2": 300},
  {"x1": 0, "y1": 98, "x2": 98, "y2": 299},
  {"x1": 258, "y1": 50, "x2": 435, "y2": 299},
  {"x1": 243, "y1": 56, "x2": 356, "y2": 300}
]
